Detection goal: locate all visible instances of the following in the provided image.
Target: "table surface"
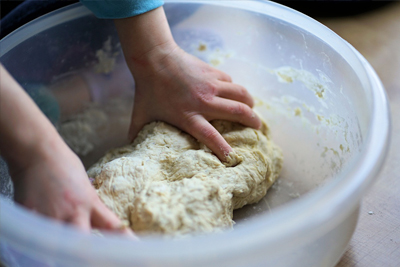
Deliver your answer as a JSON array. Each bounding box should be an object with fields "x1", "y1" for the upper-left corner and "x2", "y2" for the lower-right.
[{"x1": 313, "y1": 3, "x2": 400, "y2": 267}]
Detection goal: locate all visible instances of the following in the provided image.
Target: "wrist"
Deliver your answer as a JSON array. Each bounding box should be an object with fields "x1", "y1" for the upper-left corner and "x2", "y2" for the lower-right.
[
  {"x1": 128, "y1": 41, "x2": 179, "y2": 77},
  {"x1": 114, "y1": 6, "x2": 178, "y2": 77}
]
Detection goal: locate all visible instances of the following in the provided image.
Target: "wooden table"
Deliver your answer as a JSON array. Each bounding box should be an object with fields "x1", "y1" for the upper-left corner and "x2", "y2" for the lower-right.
[{"x1": 314, "y1": 3, "x2": 400, "y2": 267}]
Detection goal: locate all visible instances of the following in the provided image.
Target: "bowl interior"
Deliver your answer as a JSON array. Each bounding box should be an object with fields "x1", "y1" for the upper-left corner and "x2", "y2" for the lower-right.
[{"x1": 0, "y1": 2, "x2": 371, "y2": 227}]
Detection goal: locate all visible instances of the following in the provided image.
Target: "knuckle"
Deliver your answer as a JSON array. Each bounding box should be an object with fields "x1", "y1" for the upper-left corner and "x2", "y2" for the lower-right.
[
  {"x1": 222, "y1": 73, "x2": 232, "y2": 82},
  {"x1": 183, "y1": 112, "x2": 198, "y2": 125},
  {"x1": 206, "y1": 82, "x2": 218, "y2": 97},
  {"x1": 238, "y1": 87, "x2": 249, "y2": 98},
  {"x1": 201, "y1": 127, "x2": 219, "y2": 141},
  {"x1": 192, "y1": 122, "x2": 219, "y2": 141},
  {"x1": 232, "y1": 103, "x2": 248, "y2": 116},
  {"x1": 196, "y1": 83, "x2": 217, "y2": 104},
  {"x1": 182, "y1": 113, "x2": 202, "y2": 134}
]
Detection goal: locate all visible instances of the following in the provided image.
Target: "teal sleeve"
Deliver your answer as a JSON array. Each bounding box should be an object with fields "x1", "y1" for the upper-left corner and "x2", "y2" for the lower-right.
[{"x1": 80, "y1": 0, "x2": 164, "y2": 19}]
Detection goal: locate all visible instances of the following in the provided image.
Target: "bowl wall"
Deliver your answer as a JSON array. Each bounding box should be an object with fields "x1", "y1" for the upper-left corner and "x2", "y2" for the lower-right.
[{"x1": 0, "y1": 2, "x2": 390, "y2": 267}]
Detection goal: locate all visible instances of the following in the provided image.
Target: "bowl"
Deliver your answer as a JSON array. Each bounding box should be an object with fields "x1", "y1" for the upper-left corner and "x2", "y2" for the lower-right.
[{"x1": 0, "y1": 1, "x2": 390, "y2": 266}]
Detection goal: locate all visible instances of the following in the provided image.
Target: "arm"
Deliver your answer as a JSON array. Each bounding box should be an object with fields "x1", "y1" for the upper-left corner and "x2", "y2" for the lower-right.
[
  {"x1": 79, "y1": 1, "x2": 261, "y2": 161},
  {"x1": 114, "y1": 7, "x2": 261, "y2": 161},
  {"x1": 0, "y1": 65, "x2": 131, "y2": 234}
]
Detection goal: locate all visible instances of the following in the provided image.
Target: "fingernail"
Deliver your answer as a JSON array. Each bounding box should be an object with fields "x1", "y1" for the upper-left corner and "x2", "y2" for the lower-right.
[
  {"x1": 222, "y1": 146, "x2": 233, "y2": 161},
  {"x1": 223, "y1": 150, "x2": 242, "y2": 167}
]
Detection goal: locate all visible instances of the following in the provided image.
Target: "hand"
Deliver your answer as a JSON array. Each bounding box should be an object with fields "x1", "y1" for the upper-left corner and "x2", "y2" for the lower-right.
[
  {"x1": 114, "y1": 7, "x2": 261, "y2": 161},
  {"x1": 10, "y1": 138, "x2": 133, "y2": 234},
  {"x1": 0, "y1": 64, "x2": 132, "y2": 234},
  {"x1": 11, "y1": 143, "x2": 134, "y2": 235},
  {"x1": 128, "y1": 45, "x2": 261, "y2": 161}
]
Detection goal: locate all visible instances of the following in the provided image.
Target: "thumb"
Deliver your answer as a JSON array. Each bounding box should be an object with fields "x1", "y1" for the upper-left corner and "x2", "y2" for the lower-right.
[
  {"x1": 128, "y1": 105, "x2": 149, "y2": 143},
  {"x1": 91, "y1": 198, "x2": 136, "y2": 237}
]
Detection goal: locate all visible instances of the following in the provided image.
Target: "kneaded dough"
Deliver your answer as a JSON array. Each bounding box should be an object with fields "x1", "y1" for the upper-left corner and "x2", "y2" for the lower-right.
[{"x1": 88, "y1": 120, "x2": 283, "y2": 236}]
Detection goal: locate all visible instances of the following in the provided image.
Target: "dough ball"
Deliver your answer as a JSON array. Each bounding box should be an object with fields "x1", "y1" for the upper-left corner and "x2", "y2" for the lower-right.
[{"x1": 88, "y1": 120, "x2": 283, "y2": 236}]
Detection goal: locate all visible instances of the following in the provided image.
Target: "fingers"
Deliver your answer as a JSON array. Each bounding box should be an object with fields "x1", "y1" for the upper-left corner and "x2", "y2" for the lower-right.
[
  {"x1": 68, "y1": 207, "x2": 91, "y2": 233},
  {"x1": 216, "y1": 81, "x2": 254, "y2": 108},
  {"x1": 91, "y1": 198, "x2": 135, "y2": 236},
  {"x1": 205, "y1": 98, "x2": 262, "y2": 130},
  {"x1": 184, "y1": 115, "x2": 232, "y2": 161},
  {"x1": 215, "y1": 69, "x2": 232, "y2": 83}
]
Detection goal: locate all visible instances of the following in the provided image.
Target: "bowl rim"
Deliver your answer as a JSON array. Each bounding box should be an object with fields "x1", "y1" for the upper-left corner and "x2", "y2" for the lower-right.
[{"x1": 0, "y1": 0, "x2": 391, "y2": 263}]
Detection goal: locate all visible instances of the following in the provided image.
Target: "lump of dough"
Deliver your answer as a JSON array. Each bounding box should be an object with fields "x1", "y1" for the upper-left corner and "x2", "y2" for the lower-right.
[
  {"x1": 88, "y1": 120, "x2": 283, "y2": 236},
  {"x1": 132, "y1": 178, "x2": 233, "y2": 235}
]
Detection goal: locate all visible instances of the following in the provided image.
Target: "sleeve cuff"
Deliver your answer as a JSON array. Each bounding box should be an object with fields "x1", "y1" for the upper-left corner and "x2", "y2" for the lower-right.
[{"x1": 80, "y1": 0, "x2": 164, "y2": 19}]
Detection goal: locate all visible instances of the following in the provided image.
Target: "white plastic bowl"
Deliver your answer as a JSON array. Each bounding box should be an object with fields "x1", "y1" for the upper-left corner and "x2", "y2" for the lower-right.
[{"x1": 0, "y1": 1, "x2": 390, "y2": 266}]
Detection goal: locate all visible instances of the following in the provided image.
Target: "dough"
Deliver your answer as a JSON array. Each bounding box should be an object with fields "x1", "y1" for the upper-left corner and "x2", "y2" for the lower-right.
[{"x1": 88, "y1": 120, "x2": 283, "y2": 236}]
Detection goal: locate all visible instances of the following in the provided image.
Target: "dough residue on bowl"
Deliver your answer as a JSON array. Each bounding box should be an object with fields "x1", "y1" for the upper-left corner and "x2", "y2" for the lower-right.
[{"x1": 88, "y1": 120, "x2": 283, "y2": 236}]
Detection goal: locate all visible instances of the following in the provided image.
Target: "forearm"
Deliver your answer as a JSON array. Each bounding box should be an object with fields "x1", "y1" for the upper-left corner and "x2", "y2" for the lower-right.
[
  {"x1": 114, "y1": 6, "x2": 177, "y2": 75},
  {"x1": 0, "y1": 65, "x2": 63, "y2": 171}
]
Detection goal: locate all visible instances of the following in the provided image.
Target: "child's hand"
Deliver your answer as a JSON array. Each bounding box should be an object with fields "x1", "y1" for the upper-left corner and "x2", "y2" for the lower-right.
[
  {"x1": 128, "y1": 45, "x2": 261, "y2": 161},
  {"x1": 11, "y1": 139, "x2": 131, "y2": 234},
  {"x1": 0, "y1": 65, "x2": 132, "y2": 235},
  {"x1": 114, "y1": 7, "x2": 261, "y2": 162}
]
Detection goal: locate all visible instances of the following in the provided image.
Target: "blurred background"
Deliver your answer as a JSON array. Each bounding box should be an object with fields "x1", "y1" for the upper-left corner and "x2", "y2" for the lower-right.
[{"x1": 0, "y1": 0, "x2": 394, "y2": 39}]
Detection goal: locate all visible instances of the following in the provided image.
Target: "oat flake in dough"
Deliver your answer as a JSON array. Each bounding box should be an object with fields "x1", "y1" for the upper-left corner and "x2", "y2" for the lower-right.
[{"x1": 88, "y1": 120, "x2": 283, "y2": 236}]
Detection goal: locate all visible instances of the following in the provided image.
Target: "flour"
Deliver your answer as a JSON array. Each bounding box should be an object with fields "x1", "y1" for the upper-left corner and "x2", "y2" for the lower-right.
[
  {"x1": 94, "y1": 37, "x2": 120, "y2": 74},
  {"x1": 58, "y1": 98, "x2": 132, "y2": 156},
  {"x1": 58, "y1": 105, "x2": 107, "y2": 155}
]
